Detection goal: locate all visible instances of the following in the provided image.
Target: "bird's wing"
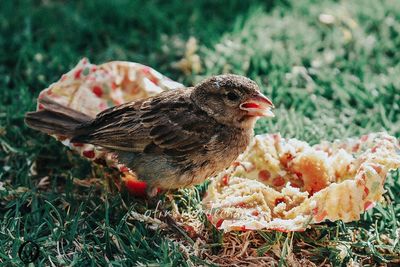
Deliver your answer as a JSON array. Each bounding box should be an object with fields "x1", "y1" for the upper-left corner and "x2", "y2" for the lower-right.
[{"x1": 73, "y1": 89, "x2": 215, "y2": 154}]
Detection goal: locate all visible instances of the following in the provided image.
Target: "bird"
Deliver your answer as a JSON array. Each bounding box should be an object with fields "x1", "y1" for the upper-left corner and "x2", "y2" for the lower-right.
[{"x1": 25, "y1": 74, "x2": 274, "y2": 196}]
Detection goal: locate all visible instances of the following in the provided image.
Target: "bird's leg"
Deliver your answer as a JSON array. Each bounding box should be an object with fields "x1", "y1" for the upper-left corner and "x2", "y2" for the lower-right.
[
  {"x1": 146, "y1": 186, "x2": 160, "y2": 198},
  {"x1": 145, "y1": 186, "x2": 167, "y2": 209},
  {"x1": 158, "y1": 192, "x2": 198, "y2": 242}
]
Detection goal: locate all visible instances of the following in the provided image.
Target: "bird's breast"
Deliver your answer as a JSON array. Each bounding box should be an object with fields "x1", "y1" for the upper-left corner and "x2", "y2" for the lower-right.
[{"x1": 176, "y1": 126, "x2": 253, "y2": 187}]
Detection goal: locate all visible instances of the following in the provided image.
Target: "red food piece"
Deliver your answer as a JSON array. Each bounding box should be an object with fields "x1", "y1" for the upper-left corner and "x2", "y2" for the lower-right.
[
  {"x1": 272, "y1": 176, "x2": 285, "y2": 187},
  {"x1": 363, "y1": 187, "x2": 369, "y2": 198},
  {"x1": 83, "y1": 150, "x2": 95, "y2": 159},
  {"x1": 251, "y1": 210, "x2": 259, "y2": 216},
  {"x1": 92, "y1": 86, "x2": 103, "y2": 97},
  {"x1": 258, "y1": 170, "x2": 271, "y2": 181},
  {"x1": 364, "y1": 201, "x2": 374, "y2": 211},
  {"x1": 232, "y1": 161, "x2": 241, "y2": 167},
  {"x1": 312, "y1": 207, "x2": 318, "y2": 215},
  {"x1": 74, "y1": 69, "x2": 83, "y2": 79},
  {"x1": 221, "y1": 174, "x2": 230, "y2": 186},
  {"x1": 216, "y1": 219, "x2": 224, "y2": 228},
  {"x1": 124, "y1": 177, "x2": 147, "y2": 197},
  {"x1": 274, "y1": 197, "x2": 285, "y2": 206}
]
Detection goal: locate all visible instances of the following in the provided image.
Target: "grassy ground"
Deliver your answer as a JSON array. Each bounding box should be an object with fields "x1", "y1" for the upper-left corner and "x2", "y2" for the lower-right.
[{"x1": 1, "y1": 0, "x2": 400, "y2": 266}]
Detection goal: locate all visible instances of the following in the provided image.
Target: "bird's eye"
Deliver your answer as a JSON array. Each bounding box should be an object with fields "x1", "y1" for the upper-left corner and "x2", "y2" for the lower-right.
[{"x1": 226, "y1": 92, "x2": 239, "y2": 101}]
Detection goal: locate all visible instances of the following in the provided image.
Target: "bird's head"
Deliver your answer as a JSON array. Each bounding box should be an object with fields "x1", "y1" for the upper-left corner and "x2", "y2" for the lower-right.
[{"x1": 191, "y1": 74, "x2": 274, "y2": 128}]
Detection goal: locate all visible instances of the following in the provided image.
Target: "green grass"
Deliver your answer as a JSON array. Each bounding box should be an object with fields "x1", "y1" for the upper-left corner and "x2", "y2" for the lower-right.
[{"x1": 1, "y1": 0, "x2": 400, "y2": 265}]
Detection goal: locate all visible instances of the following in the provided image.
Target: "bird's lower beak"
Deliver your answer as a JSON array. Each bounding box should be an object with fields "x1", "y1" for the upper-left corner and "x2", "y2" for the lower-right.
[{"x1": 239, "y1": 93, "x2": 275, "y2": 117}]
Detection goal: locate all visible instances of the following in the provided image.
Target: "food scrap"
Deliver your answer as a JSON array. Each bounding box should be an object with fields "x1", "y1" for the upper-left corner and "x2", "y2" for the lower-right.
[{"x1": 203, "y1": 133, "x2": 400, "y2": 232}]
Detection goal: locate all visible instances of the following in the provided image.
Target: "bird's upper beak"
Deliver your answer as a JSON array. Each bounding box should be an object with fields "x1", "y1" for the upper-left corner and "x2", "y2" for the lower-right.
[{"x1": 239, "y1": 92, "x2": 274, "y2": 117}]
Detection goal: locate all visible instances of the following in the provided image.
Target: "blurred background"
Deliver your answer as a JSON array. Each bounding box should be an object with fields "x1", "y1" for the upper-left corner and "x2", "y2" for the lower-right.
[{"x1": 1, "y1": 0, "x2": 399, "y2": 266}]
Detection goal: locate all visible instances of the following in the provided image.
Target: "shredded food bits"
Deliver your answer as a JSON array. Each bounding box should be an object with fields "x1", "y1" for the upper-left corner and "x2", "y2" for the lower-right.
[{"x1": 203, "y1": 133, "x2": 400, "y2": 232}]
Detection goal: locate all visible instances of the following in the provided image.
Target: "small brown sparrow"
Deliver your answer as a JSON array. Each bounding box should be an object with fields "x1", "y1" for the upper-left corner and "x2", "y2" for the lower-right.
[{"x1": 25, "y1": 74, "x2": 274, "y2": 196}]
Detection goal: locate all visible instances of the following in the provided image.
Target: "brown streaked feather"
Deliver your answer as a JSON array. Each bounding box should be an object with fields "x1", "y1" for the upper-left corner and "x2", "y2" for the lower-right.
[
  {"x1": 71, "y1": 88, "x2": 215, "y2": 154},
  {"x1": 24, "y1": 96, "x2": 93, "y2": 136}
]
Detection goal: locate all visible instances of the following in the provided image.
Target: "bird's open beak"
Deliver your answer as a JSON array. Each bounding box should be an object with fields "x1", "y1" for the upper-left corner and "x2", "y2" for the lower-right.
[{"x1": 240, "y1": 92, "x2": 275, "y2": 117}]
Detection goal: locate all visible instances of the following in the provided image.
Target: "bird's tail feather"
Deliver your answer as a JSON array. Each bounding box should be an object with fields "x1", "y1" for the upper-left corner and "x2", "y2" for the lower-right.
[{"x1": 24, "y1": 96, "x2": 93, "y2": 137}]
